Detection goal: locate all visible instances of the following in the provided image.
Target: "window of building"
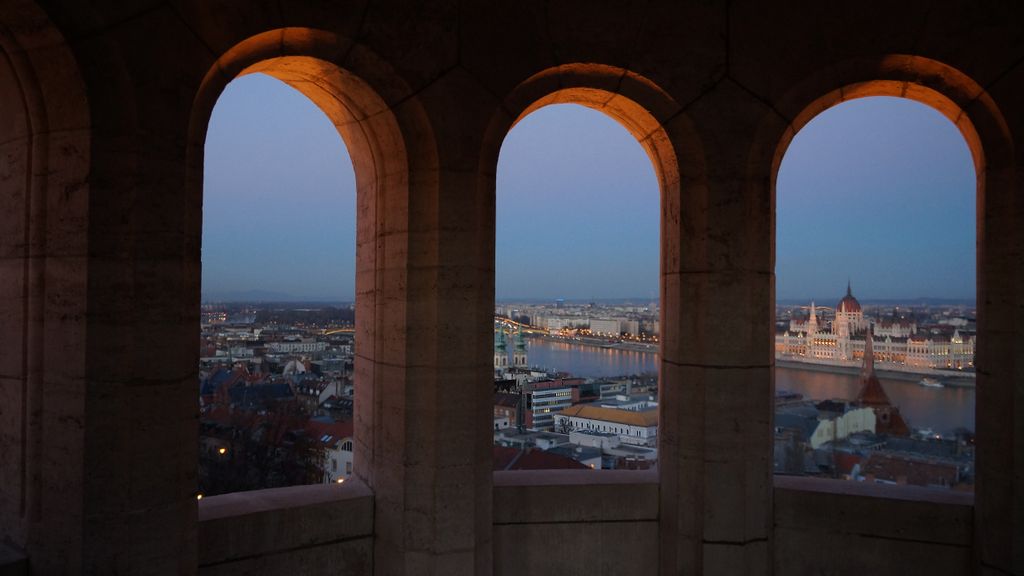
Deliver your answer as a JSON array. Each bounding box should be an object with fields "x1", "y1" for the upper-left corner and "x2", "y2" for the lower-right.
[
  {"x1": 774, "y1": 96, "x2": 976, "y2": 491},
  {"x1": 198, "y1": 72, "x2": 357, "y2": 496}
]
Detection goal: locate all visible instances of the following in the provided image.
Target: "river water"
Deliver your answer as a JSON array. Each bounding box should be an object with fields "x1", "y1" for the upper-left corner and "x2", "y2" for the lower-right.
[{"x1": 525, "y1": 337, "x2": 975, "y2": 434}]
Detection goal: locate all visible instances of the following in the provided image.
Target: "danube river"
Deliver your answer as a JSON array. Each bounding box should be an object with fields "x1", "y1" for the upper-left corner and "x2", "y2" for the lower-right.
[{"x1": 526, "y1": 337, "x2": 975, "y2": 434}]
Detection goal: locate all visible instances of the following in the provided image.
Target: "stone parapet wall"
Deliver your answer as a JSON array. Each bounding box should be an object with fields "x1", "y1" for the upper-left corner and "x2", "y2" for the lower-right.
[
  {"x1": 0, "y1": 1, "x2": 1021, "y2": 574},
  {"x1": 198, "y1": 481, "x2": 373, "y2": 574}
]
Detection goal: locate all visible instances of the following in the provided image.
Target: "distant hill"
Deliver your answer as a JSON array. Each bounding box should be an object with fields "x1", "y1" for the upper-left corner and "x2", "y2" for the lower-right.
[
  {"x1": 776, "y1": 297, "x2": 976, "y2": 307},
  {"x1": 496, "y1": 297, "x2": 659, "y2": 305},
  {"x1": 202, "y1": 289, "x2": 352, "y2": 304},
  {"x1": 497, "y1": 296, "x2": 974, "y2": 307}
]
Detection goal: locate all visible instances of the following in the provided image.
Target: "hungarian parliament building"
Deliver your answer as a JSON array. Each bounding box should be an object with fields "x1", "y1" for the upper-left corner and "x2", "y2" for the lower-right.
[{"x1": 775, "y1": 283, "x2": 975, "y2": 371}]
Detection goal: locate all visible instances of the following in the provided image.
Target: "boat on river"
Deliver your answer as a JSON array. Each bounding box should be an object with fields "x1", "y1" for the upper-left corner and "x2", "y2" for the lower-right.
[{"x1": 919, "y1": 377, "x2": 945, "y2": 388}]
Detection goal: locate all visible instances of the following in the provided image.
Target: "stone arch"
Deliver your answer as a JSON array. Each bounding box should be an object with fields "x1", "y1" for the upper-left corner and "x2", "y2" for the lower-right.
[
  {"x1": 482, "y1": 64, "x2": 712, "y2": 572},
  {"x1": 764, "y1": 55, "x2": 1010, "y2": 192},
  {"x1": 482, "y1": 65, "x2": 698, "y2": 320},
  {"x1": 187, "y1": 27, "x2": 437, "y2": 500},
  {"x1": 0, "y1": 0, "x2": 91, "y2": 568},
  {"x1": 480, "y1": 62, "x2": 700, "y2": 452},
  {"x1": 481, "y1": 63, "x2": 688, "y2": 215},
  {"x1": 752, "y1": 54, "x2": 1016, "y2": 570}
]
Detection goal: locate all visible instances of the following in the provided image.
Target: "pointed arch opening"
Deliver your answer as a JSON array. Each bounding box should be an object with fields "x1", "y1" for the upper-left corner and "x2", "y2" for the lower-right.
[
  {"x1": 482, "y1": 64, "x2": 689, "y2": 474},
  {"x1": 187, "y1": 29, "x2": 413, "y2": 498},
  {"x1": 769, "y1": 57, "x2": 1009, "y2": 495}
]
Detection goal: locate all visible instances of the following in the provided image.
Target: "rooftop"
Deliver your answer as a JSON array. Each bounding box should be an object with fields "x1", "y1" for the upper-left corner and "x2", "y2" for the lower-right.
[{"x1": 557, "y1": 404, "x2": 659, "y2": 427}]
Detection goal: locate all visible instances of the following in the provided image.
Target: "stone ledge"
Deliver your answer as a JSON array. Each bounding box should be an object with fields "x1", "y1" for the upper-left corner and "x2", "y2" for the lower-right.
[
  {"x1": 494, "y1": 469, "x2": 658, "y2": 524},
  {"x1": 198, "y1": 538, "x2": 373, "y2": 576},
  {"x1": 0, "y1": 544, "x2": 28, "y2": 576},
  {"x1": 774, "y1": 476, "x2": 972, "y2": 546},
  {"x1": 198, "y1": 479, "x2": 373, "y2": 567},
  {"x1": 774, "y1": 475, "x2": 974, "y2": 506},
  {"x1": 494, "y1": 521, "x2": 659, "y2": 575}
]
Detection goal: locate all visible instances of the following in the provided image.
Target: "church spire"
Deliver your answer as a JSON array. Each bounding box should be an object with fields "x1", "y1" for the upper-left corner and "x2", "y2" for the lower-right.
[
  {"x1": 494, "y1": 325, "x2": 509, "y2": 369},
  {"x1": 856, "y1": 324, "x2": 889, "y2": 407},
  {"x1": 861, "y1": 323, "x2": 875, "y2": 380},
  {"x1": 847, "y1": 278, "x2": 852, "y2": 298},
  {"x1": 494, "y1": 325, "x2": 507, "y2": 351},
  {"x1": 856, "y1": 323, "x2": 910, "y2": 436},
  {"x1": 513, "y1": 325, "x2": 528, "y2": 368}
]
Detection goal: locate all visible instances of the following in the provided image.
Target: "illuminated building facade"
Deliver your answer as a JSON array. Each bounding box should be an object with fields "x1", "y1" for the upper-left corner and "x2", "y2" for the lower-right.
[{"x1": 776, "y1": 284, "x2": 976, "y2": 370}]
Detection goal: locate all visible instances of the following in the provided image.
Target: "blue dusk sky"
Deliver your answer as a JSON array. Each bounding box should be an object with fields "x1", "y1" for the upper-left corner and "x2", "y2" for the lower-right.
[
  {"x1": 202, "y1": 74, "x2": 975, "y2": 303},
  {"x1": 202, "y1": 74, "x2": 357, "y2": 302}
]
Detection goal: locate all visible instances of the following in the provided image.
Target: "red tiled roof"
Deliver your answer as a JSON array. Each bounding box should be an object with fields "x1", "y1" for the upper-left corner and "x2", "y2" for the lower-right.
[
  {"x1": 526, "y1": 378, "x2": 584, "y2": 391},
  {"x1": 837, "y1": 282, "x2": 861, "y2": 313},
  {"x1": 557, "y1": 404, "x2": 658, "y2": 427},
  {"x1": 857, "y1": 374, "x2": 893, "y2": 407},
  {"x1": 493, "y1": 446, "x2": 589, "y2": 471},
  {"x1": 834, "y1": 452, "x2": 864, "y2": 476},
  {"x1": 861, "y1": 452, "x2": 960, "y2": 487},
  {"x1": 879, "y1": 408, "x2": 911, "y2": 437},
  {"x1": 494, "y1": 393, "x2": 520, "y2": 408},
  {"x1": 856, "y1": 327, "x2": 910, "y2": 436},
  {"x1": 857, "y1": 327, "x2": 892, "y2": 407},
  {"x1": 493, "y1": 446, "x2": 520, "y2": 470},
  {"x1": 200, "y1": 405, "x2": 319, "y2": 446},
  {"x1": 305, "y1": 420, "x2": 354, "y2": 449}
]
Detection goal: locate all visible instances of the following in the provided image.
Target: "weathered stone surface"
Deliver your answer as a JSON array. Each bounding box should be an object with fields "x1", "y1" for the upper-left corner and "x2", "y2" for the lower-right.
[
  {"x1": 198, "y1": 481, "x2": 373, "y2": 567},
  {"x1": 493, "y1": 469, "x2": 658, "y2": 524},
  {"x1": 775, "y1": 476, "x2": 974, "y2": 545},
  {"x1": 199, "y1": 538, "x2": 372, "y2": 576},
  {"x1": 1, "y1": 1, "x2": 1022, "y2": 575},
  {"x1": 494, "y1": 522, "x2": 658, "y2": 576}
]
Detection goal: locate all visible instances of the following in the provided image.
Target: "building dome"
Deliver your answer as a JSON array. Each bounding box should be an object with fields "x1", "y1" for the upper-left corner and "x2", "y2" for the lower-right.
[{"x1": 837, "y1": 281, "x2": 861, "y2": 313}]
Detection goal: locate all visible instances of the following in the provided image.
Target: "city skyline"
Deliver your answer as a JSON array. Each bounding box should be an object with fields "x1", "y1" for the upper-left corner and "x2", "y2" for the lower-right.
[{"x1": 203, "y1": 76, "x2": 975, "y2": 302}]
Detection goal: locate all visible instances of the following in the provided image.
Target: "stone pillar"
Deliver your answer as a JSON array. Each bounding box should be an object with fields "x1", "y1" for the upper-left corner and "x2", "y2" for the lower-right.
[
  {"x1": 0, "y1": 3, "x2": 97, "y2": 572},
  {"x1": 22, "y1": 5, "x2": 204, "y2": 572},
  {"x1": 74, "y1": 13, "x2": 203, "y2": 573},
  {"x1": 353, "y1": 68, "x2": 494, "y2": 575},
  {"x1": 659, "y1": 80, "x2": 774, "y2": 575},
  {"x1": 0, "y1": 29, "x2": 33, "y2": 559},
  {"x1": 973, "y1": 64, "x2": 1024, "y2": 575}
]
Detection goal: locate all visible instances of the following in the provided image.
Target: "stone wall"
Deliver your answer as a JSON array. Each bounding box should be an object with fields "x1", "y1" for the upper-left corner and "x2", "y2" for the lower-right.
[
  {"x1": 192, "y1": 473, "x2": 974, "y2": 576},
  {"x1": 0, "y1": 1, "x2": 1021, "y2": 574}
]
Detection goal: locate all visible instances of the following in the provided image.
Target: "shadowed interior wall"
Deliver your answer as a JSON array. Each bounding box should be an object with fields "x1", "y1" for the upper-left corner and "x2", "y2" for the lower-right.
[
  {"x1": 0, "y1": 2, "x2": 90, "y2": 572},
  {"x1": 0, "y1": 2, "x2": 1020, "y2": 575}
]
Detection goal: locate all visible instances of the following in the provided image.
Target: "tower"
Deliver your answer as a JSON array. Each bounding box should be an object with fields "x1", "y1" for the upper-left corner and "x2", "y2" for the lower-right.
[
  {"x1": 856, "y1": 325, "x2": 909, "y2": 436},
  {"x1": 513, "y1": 325, "x2": 528, "y2": 368},
  {"x1": 494, "y1": 326, "x2": 508, "y2": 370},
  {"x1": 836, "y1": 281, "x2": 865, "y2": 334},
  {"x1": 835, "y1": 280, "x2": 864, "y2": 360}
]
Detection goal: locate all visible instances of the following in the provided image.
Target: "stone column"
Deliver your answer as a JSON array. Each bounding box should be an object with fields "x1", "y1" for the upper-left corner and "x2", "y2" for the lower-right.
[
  {"x1": 354, "y1": 68, "x2": 495, "y2": 575},
  {"x1": 0, "y1": 3, "x2": 96, "y2": 572},
  {"x1": 659, "y1": 80, "x2": 774, "y2": 575},
  {"x1": 973, "y1": 65, "x2": 1024, "y2": 575}
]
